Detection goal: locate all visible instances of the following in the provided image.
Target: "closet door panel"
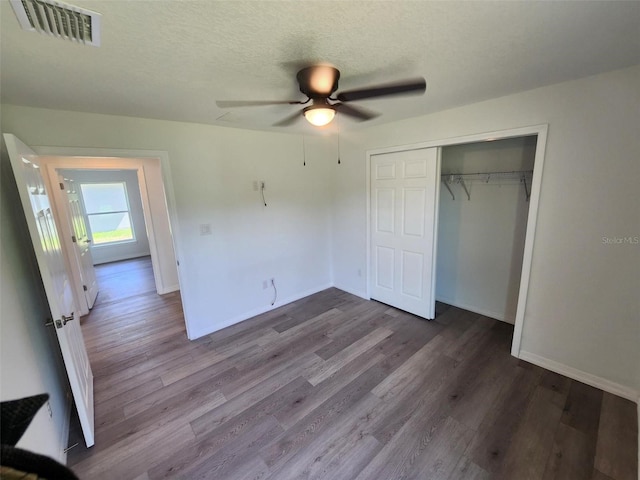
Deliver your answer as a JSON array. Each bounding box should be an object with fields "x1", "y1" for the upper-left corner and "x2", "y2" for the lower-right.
[{"x1": 370, "y1": 147, "x2": 439, "y2": 319}]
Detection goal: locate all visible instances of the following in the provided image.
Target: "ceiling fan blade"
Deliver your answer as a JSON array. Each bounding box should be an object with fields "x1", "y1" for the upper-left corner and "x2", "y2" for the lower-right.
[
  {"x1": 334, "y1": 103, "x2": 379, "y2": 121},
  {"x1": 336, "y1": 78, "x2": 426, "y2": 102},
  {"x1": 273, "y1": 110, "x2": 302, "y2": 127},
  {"x1": 216, "y1": 100, "x2": 303, "y2": 108}
]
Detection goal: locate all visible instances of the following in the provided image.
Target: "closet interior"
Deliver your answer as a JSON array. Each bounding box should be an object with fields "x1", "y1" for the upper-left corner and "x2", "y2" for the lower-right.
[{"x1": 436, "y1": 136, "x2": 537, "y2": 324}]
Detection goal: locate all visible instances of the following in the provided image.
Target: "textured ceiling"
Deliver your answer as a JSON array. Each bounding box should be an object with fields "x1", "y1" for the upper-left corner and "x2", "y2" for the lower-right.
[{"x1": 1, "y1": 1, "x2": 639, "y2": 133}]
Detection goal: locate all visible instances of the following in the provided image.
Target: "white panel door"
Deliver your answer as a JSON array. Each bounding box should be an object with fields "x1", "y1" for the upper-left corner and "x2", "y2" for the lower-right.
[
  {"x1": 370, "y1": 147, "x2": 440, "y2": 319},
  {"x1": 59, "y1": 174, "x2": 99, "y2": 310},
  {"x1": 5, "y1": 134, "x2": 95, "y2": 447}
]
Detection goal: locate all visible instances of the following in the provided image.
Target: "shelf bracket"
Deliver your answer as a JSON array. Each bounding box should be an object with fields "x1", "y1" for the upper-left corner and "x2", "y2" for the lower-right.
[
  {"x1": 521, "y1": 174, "x2": 530, "y2": 202},
  {"x1": 459, "y1": 177, "x2": 471, "y2": 201},
  {"x1": 442, "y1": 179, "x2": 455, "y2": 200}
]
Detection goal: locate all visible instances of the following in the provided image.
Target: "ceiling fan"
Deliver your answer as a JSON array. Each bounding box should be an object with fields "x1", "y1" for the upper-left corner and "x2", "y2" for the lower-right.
[{"x1": 216, "y1": 65, "x2": 426, "y2": 127}]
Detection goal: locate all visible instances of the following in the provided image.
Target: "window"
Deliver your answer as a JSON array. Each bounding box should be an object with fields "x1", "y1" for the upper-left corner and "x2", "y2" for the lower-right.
[{"x1": 80, "y1": 182, "x2": 135, "y2": 245}]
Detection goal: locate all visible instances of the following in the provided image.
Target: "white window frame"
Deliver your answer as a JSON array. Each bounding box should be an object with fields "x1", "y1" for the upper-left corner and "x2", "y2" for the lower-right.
[{"x1": 80, "y1": 181, "x2": 137, "y2": 246}]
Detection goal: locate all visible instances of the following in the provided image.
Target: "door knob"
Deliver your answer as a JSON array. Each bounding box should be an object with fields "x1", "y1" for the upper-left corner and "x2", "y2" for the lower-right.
[{"x1": 62, "y1": 312, "x2": 75, "y2": 325}]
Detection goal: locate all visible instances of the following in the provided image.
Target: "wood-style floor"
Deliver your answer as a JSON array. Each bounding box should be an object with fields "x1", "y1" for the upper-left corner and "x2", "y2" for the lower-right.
[{"x1": 67, "y1": 257, "x2": 638, "y2": 480}]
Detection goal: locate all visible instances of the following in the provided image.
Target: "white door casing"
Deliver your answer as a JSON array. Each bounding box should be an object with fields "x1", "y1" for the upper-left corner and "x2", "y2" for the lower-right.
[
  {"x1": 58, "y1": 173, "x2": 99, "y2": 310},
  {"x1": 369, "y1": 147, "x2": 440, "y2": 319},
  {"x1": 5, "y1": 134, "x2": 95, "y2": 448}
]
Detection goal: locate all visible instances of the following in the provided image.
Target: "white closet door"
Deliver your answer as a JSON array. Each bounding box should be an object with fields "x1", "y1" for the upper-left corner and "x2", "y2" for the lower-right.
[{"x1": 370, "y1": 147, "x2": 440, "y2": 319}]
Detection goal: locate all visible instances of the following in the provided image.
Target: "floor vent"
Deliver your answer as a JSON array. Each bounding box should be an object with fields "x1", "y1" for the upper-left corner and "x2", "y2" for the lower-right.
[{"x1": 10, "y1": 0, "x2": 101, "y2": 47}]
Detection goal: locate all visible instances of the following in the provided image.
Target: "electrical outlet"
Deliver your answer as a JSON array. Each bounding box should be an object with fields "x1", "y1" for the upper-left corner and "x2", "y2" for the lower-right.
[
  {"x1": 263, "y1": 280, "x2": 268, "y2": 289},
  {"x1": 199, "y1": 224, "x2": 212, "y2": 236},
  {"x1": 253, "y1": 181, "x2": 259, "y2": 191}
]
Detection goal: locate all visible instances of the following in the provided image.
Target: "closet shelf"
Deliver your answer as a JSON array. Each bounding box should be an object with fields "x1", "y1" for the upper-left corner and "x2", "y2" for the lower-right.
[{"x1": 441, "y1": 170, "x2": 533, "y2": 202}]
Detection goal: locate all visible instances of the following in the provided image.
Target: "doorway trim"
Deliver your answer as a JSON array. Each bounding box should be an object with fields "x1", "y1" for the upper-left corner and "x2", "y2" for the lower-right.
[
  {"x1": 30, "y1": 146, "x2": 190, "y2": 330},
  {"x1": 366, "y1": 124, "x2": 548, "y2": 359}
]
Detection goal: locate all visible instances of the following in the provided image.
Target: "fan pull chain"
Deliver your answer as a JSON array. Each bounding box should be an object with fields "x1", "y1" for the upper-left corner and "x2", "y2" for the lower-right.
[
  {"x1": 338, "y1": 118, "x2": 342, "y2": 165},
  {"x1": 302, "y1": 135, "x2": 306, "y2": 166}
]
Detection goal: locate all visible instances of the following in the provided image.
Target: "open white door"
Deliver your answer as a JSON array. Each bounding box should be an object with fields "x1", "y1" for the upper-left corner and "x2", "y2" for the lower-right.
[
  {"x1": 5, "y1": 134, "x2": 95, "y2": 447},
  {"x1": 56, "y1": 173, "x2": 99, "y2": 311},
  {"x1": 370, "y1": 147, "x2": 440, "y2": 319}
]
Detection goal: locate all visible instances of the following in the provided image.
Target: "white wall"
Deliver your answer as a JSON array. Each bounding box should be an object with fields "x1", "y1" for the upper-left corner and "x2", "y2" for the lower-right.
[
  {"x1": 0, "y1": 107, "x2": 335, "y2": 339},
  {"x1": 436, "y1": 137, "x2": 536, "y2": 323},
  {"x1": 0, "y1": 143, "x2": 70, "y2": 462},
  {"x1": 61, "y1": 169, "x2": 151, "y2": 265},
  {"x1": 332, "y1": 65, "x2": 640, "y2": 398}
]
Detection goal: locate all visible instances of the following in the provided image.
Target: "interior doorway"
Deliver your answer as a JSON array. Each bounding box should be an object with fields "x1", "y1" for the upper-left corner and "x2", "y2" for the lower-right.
[
  {"x1": 436, "y1": 136, "x2": 537, "y2": 324},
  {"x1": 39, "y1": 155, "x2": 181, "y2": 319}
]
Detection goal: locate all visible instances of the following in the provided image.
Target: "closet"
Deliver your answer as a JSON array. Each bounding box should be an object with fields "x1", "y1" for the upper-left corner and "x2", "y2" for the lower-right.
[{"x1": 436, "y1": 136, "x2": 537, "y2": 324}]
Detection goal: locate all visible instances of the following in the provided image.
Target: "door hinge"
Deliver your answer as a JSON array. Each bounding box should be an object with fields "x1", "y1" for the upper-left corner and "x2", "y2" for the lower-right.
[
  {"x1": 71, "y1": 235, "x2": 77, "y2": 243},
  {"x1": 59, "y1": 182, "x2": 65, "y2": 190},
  {"x1": 83, "y1": 285, "x2": 88, "y2": 291}
]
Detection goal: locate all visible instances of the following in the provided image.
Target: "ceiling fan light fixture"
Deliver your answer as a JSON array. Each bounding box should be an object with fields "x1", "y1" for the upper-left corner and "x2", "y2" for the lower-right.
[{"x1": 303, "y1": 105, "x2": 335, "y2": 127}]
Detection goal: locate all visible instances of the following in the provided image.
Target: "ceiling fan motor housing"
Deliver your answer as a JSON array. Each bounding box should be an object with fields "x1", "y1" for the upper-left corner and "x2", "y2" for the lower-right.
[{"x1": 296, "y1": 66, "x2": 340, "y2": 98}]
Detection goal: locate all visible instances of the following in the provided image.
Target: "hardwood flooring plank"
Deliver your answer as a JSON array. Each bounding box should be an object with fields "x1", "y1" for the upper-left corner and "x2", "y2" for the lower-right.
[
  {"x1": 594, "y1": 393, "x2": 638, "y2": 480},
  {"x1": 190, "y1": 354, "x2": 320, "y2": 439},
  {"x1": 262, "y1": 358, "x2": 390, "y2": 469},
  {"x1": 95, "y1": 376, "x2": 164, "y2": 415},
  {"x1": 314, "y1": 309, "x2": 391, "y2": 360},
  {"x1": 561, "y1": 381, "x2": 603, "y2": 438},
  {"x1": 448, "y1": 337, "x2": 520, "y2": 431},
  {"x1": 415, "y1": 415, "x2": 475, "y2": 479},
  {"x1": 371, "y1": 333, "x2": 448, "y2": 401},
  {"x1": 265, "y1": 393, "x2": 382, "y2": 480},
  {"x1": 304, "y1": 326, "x2": 394, "y2": 385},
  {"x1": 542, "y1": 423, "x2": 595, "y2": 480},
  {"x1": 93, "y1": 351, "x2": 193, "y2": 399},
  {"x1": 354, "y1": 404, "x2": 472, "y2": 480},
  {"x1": 497, "y1": 385, "x2": 566, "y2": 480},
  {"x1": 271, "y1": 349, "x2": 385, "y2": 430},
  {"x1": 220, "y1": 349, "x2": 323, "y2": 401},
  {"x1": 98, "y1": 387, "x2": 225, "y2": 451},
  {"x1": 123, "y1": 366, "x2": 237, "y2": 419},
  {"x1": 71, "y1": 419, "x2": 196, "y2": 479},
  {"x1": 370, "y1": 352, "x2": 459, "y2": 446},
  {"x1": 448, "y1": 455, "x2": 491, "y2": 480},
  {"x1": 159, "y1": 349, "x2": 225, "y2": 385},
  {"x1": 151, "y1": 410, "x2": 284, "y2": 479},
  {"x1": 211, "y1": 456, "x2": 271, "y2": 480},
  {"x1": 464, "y1": 363, "x2": 543, "y2": 474},
  {"x1": 591, "y1": 469, "x2": 617, "y2": 480}
]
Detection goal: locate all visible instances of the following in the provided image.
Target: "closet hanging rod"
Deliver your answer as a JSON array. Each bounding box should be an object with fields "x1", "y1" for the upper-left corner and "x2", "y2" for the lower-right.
[{"x1": 441, "y1": 169, "x2": 533, "y2": 178}]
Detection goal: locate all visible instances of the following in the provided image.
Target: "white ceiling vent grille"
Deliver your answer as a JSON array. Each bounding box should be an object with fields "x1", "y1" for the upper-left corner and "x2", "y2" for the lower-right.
[{"x1": 10, "y1": 0, "x2": 101, "y2": 46}]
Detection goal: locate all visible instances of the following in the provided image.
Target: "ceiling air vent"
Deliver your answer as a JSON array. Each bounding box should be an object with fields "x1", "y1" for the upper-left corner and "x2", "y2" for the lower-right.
[{"x1": 10, "y1": 0, "x2": 101, "y2": 47}]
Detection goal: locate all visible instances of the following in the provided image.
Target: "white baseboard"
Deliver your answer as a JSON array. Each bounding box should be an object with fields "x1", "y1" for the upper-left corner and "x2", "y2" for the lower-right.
[
  {"x1": 333, "y1": 284, "x2": 368, "y2": 300},
  {"x1": 157, "y1": 284, "x2": 180, "y2": 295},
  {"x1": 519, "y1": 350, "x2": 638, "y2": 402},
  {"x1": 435, "y1": 295, "x2": 515, "y2": 324},
  {"x1": 92, "y1": 251, "x2": 151, "y2": 265},
  {"x1": 188, "y1": 283, "x2": 333, "y2": 340}
]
